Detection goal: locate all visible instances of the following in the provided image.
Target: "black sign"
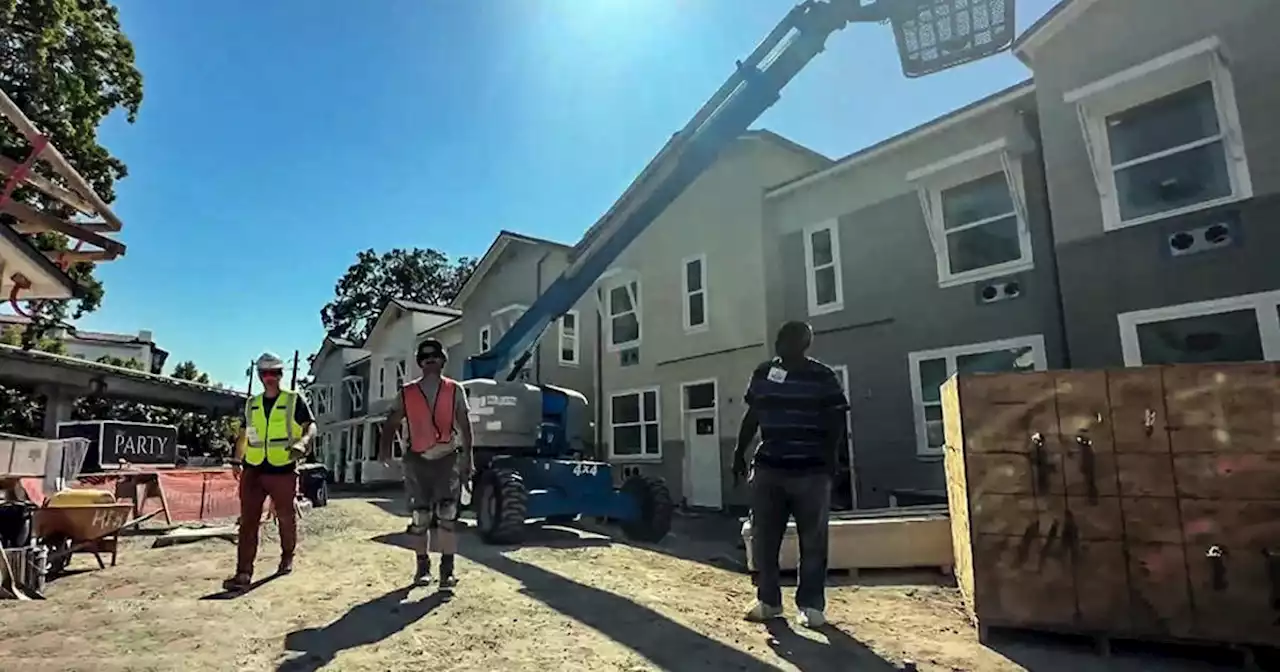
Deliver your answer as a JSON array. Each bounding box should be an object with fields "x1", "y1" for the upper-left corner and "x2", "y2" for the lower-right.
[{"x1": 58, "y1": 421, "x2": 179, "y2": 470}]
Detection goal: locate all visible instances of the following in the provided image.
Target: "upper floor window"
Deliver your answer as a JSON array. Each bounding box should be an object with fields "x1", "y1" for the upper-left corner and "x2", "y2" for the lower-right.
[
  {"x1": 607, "y1": 278, "x2": 641, "y2": 350},
  {"x1": 1065, "y1": 36, "x2": 1251, "y2": 232},
  {"x1": 558, "y1": 310, "x2": 580, "y2": 366},
  {"x1": 802, "y1": 221, "x2": 844, "y2": 316},
  {"x1": 393, "y1": 358, "x2": 407, "y2": 388},
  {"x1": 909, "y1": 138, "x2": 1033, "y2": 287},
  {"x1": 907, "y1": 335, "x2": 1047, "y2": 458},
  {"x1": 479, "y1": 325, "x2": 491, "y2": 353},
  {"x1": 682, "y1": 254, "x2": 708, "y2": 333},
  {"x1": 376, "y1": 365, "x2": 386, "y2": 400},
  {"x1": 344, "y1": 375, "x2": 364, "y2": 412},
  {"x1": 312, "y1": 384, "x2": 333, "y2": 416}
]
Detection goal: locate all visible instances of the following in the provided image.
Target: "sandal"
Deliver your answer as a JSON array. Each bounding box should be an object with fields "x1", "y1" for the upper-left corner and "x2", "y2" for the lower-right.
[{"x1": 221, "y1": 573, "x2": 252, "y2": 592}]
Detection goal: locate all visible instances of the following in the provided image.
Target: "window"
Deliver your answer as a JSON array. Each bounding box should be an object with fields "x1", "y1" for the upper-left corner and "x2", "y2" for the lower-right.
[
  {"x1": 558, "y1": 310, "x2": 580, "y2": 366},
  {"x1": 1118, "y1": 290, "x2": 1280, "y2": 366},
  {"x1": 312, "y1": 385, "x2": 333, "y2": 416},
  {"x1": 682, "y1": 380, "x2": 716, "y2": 412},
  {"x1": 606, "y1": 278, "x2": 641, "y2": 350},
  {"x1": 344, "y1": 376, "x2": 364, "y2": 412},
  {"x1": 1066, "y1": 37, "x2": 1251, "y2": 231},
  {"x1": 392, "y1": 424, "x2": 406, "y2": 458},
  {"x1": 802, "y1": 221, "x2": 843, "y2": 316},
  {"x1": 479, "y1": 325, "x2": 491, "y2": 352},
  {"x1": 909, "y1": 138, "x2": 1033, "y2": 287},
  {"x1": 682, "y1": 254, "x2": 708, "y2": 332},
  {"x1": 908, "y1": 335, "x2": 1047, "y2": 457},
  {"x1": 376, "y1": 365, "x2": 386, "y2": 400},
  {"x1": 352, "y1": 423, "x2": 366, "y2": 461},
  {"x1": 609, "y1": 388, "x2": 660, "y2": 459},
  {"x1": 393, "y1": 358, "x2": 407, "y2": 388}
]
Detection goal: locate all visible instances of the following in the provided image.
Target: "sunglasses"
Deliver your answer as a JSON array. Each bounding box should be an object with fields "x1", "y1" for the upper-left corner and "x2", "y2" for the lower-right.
[
  {"x1": 258, "y1": 369, "x2": 283, "y2": 378},
  {"x1": 418, "y1": 354, "x2": 444, "y2": 363}
]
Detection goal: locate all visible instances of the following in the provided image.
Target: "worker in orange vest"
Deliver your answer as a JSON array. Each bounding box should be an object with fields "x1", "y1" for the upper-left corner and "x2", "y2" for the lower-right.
[{"x1": 378, "y1": 338, "x2": 473, "y2": 589}]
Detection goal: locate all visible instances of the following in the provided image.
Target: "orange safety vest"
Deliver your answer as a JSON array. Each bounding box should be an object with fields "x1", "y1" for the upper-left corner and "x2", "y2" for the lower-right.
[{"x1": 402, "y1": 376, "x2": 458, "y2": 454}]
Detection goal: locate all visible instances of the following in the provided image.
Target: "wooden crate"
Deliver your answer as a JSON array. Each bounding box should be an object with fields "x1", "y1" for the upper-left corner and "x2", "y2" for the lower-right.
[
  {"x1": 742, "y1": 505, "x2": 953, "y2": 573},
  {"x1": 943, "y1": 362, "x2": 1280, "y2": 647}
]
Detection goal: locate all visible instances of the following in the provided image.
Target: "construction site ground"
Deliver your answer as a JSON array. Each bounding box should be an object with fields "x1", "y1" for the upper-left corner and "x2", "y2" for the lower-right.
[{"x1": 0, "y1": 494, "x2": 1232, "y2": 672}]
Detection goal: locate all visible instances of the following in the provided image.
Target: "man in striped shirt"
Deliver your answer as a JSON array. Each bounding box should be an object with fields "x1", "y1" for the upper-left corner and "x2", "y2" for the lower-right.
[{"x1": 734, "y1": 321, "x2": 850, "y2": 628}]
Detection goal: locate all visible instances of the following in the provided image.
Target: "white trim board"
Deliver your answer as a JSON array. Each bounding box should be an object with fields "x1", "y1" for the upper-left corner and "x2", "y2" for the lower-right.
[{"x1": 1117, "y1": 290, "x2": 1280, "y2": 366}]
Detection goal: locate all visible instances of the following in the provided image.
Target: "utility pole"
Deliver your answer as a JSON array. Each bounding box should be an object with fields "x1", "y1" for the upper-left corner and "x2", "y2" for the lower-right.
[
  {"x1": 245, "y1": 360, "x2": 255, "y2": 396},
  {"x1": 290, "y1": 349, "x2": 300, "y2": 389}
]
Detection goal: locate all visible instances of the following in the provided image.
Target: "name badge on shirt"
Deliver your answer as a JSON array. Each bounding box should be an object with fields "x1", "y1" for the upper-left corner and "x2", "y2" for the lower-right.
[
  {"x1": 766, "y1": 367, "x2": 787, "y2": 383},
  {"x1": 246, "y1": 427, "x2": 260, "y2": 443}
]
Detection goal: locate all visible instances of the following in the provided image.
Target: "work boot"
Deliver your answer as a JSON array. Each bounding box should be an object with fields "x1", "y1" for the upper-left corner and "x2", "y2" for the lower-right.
[
  {"x1": 744, "y1": 601, "x2": 784, "y2": 622},
  {"x1": 796, "y1": 607, "x2": 827, "y2": 629},
  {"x1": 413, "y1": 555, "x2": 432, "y2": 586},
  {"x1": 439, "y1": 554, "x2": 457, "y2": 592}
]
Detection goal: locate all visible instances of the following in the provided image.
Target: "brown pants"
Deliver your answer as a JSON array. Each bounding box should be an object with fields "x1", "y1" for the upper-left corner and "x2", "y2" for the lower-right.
[{"x1": 236, "y1": 467, "x2": 297, "y2": 575}]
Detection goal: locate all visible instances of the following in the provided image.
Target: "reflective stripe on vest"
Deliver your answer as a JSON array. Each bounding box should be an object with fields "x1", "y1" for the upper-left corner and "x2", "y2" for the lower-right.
[
  {"x1": 244, "y1": 390, "x2": 299, "y2": 467},
  {"x1": 402, "y1": 377, "x2": 457, "y2": 454}
]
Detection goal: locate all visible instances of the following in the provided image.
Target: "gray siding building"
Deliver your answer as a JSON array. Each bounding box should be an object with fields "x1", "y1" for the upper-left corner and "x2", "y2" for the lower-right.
[
  {"x1": 762, "y1": 82, "x2": 1065, "y2": 509},
  {"x1": 1016, "y1": 0, "x2": 1280, "y2": 368}
]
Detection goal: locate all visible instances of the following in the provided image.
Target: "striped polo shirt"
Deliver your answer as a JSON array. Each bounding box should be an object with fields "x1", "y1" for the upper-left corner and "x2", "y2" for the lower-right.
[{"x1": 744, "y1": 356, "x2": 849, "y2": 471}]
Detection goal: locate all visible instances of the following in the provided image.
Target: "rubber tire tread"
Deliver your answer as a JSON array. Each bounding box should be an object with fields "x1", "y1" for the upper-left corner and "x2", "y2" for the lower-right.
[
  {"x1": 481, "y1": 468, "x2": 528, "y2": 545},
  {"x1": 620, "y1": 474, "x2": 673, "y2": 543}
]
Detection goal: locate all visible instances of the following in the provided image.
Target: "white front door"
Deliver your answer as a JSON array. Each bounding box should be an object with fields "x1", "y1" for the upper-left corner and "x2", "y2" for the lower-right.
[{"x1": 685, "y1": 412, "x2": 722, "y2": 509}]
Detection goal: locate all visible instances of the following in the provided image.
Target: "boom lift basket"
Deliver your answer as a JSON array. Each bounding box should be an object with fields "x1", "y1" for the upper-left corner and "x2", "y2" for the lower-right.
[{"x1": 889, "y1": 0, "x2": 1017, "y2": 78}]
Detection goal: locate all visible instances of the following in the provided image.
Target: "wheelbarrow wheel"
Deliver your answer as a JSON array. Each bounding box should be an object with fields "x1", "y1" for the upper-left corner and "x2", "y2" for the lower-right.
[{"x1": 43, "y1": 535, "x2": 72, "y2": 577}]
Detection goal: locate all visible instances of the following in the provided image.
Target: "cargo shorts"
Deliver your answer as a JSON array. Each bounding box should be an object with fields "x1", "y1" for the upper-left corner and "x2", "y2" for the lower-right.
[{"x1": 403, "y1": 450, "x2": 461, "y2": 529}]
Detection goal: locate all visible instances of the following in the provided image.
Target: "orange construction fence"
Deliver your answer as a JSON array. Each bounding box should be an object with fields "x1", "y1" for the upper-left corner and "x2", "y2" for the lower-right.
[{"x1": 19, "y1": 468, "x2": 241, "y2": 523}]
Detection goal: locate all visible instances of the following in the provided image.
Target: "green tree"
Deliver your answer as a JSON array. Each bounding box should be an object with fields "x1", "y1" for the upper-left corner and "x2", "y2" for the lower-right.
[
  {"x1": 170, "y1": 359, "x2": 210, "y2": 385},
  {"x1": 0, "y1": 0, "x2": 145, "y2": 345},
  {"x1": 320, "y1": 248, "x2": 476, "y2": 343}
]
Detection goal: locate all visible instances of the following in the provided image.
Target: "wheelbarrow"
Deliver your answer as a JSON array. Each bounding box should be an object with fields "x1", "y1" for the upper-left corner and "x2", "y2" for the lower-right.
[{"x1": 34, "y1": 490, "x2": 158, "y2": 577}]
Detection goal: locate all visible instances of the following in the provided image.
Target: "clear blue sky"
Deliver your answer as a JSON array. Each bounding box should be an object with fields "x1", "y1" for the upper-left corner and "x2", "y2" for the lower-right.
[{"x1": 75, "y1": 0, "x2": 1058, "y2": 388}]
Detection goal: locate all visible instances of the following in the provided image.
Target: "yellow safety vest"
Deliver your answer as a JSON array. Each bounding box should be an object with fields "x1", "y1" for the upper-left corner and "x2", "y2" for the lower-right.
[{"x1": 243, "y1": 390, "x2": 300, "y2": 467}]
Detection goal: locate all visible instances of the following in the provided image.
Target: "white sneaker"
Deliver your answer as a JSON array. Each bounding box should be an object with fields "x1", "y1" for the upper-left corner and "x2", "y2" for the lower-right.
[
  {"x1": 796, "y1": 607, "x2": 827, "y2": 629},
  {"x1": 744, "y1": 601, "x2": 784, "y2": 622}
]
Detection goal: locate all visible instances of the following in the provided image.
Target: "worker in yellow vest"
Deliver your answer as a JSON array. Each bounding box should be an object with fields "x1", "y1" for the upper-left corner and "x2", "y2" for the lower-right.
[
  {"x1": 222, "y1": 352, "x2": 316, "y2": 593},
  {"x1": 379, "y1": 338, "x2": 473, "y2": 589}
]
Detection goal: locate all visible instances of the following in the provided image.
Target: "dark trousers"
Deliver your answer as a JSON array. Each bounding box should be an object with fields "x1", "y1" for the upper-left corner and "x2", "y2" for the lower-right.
[
  {"x1": 236, "y1": 468, "x2": 298, "y2": 575},
  {"x1": 750, "y1": 466, "x2": 832, "y2": 610}
]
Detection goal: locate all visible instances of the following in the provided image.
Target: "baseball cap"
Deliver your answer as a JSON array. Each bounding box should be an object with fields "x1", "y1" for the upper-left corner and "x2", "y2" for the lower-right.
[{"x1": 417, "y1": 339, "x2": 447, "y2": 361}]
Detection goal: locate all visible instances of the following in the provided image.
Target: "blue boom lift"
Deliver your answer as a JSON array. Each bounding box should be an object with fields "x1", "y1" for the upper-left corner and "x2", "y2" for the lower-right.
[{"x1": 461, "y1": 0, "x2": 1017, "y2": 545}]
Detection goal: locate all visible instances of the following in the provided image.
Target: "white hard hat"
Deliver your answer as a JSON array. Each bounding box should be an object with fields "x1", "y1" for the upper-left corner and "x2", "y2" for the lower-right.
[{"x1": 256, "y1": 352, "x2": 285, "y2": 371}]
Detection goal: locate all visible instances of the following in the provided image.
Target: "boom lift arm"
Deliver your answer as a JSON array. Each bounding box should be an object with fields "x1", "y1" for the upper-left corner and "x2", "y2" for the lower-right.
[{"x1": 466, "y1": 0, "x2": 893, "y2": 380}]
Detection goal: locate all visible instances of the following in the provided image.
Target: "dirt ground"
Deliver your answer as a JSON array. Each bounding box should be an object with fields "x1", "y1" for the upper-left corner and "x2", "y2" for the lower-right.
[{"x1": 0, "y1": 494, "x2": 1234, "y2": 671}]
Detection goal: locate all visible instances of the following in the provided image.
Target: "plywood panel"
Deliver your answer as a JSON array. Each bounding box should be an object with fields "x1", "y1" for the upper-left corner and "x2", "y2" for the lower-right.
[
  {"x1": 1062, "y1": 442, "x2": 1118, "y2": 500},
  {"x1": 1055, "y1": 370, "x2": 1113, "y2": 452},
  {"x1": 1121, "y1": 497, "x2": 1183, "y2": 545},
  {"x1": 1180, "y1": 499, "x2": 1280, "y2": 549},
  {"x1": 1164, "y1": 363, "x2": 1278, "y2": 454},
  {"x1": 971, "y1": 533, "x2": 1076, "y2": 628},
  {"x1": 1074, "y1": 540, "x2": 1130, "y2": 632},
  {"x1": 965, "y1": 453, "x2": 1037, "y2": 496},
  {"x1": 1186, "y1": 545, "x2": 1280, "y2": 643},
  {"x1": 1067, "y1": 496, "x2": 1123, "y2": 541},
  {"x1": 962, "y1": 399, "x2": 1062, "y2": 454},
  {"x1": 1110, "y1": 367, "x2": 1171, "y2": 454},
  {"x1": 1174, "y1": 453, "x2": 1280, "y2": 501},
  {"x1": 1116, "y1": 453, "x2": 1176, "y2": 497},
  {"x1": 1127, "y1": 542, "x2": 1195, "y2": 639}
]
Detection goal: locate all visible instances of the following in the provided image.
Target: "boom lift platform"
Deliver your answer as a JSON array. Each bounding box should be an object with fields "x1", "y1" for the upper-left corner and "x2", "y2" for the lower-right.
[{"x1": 460, "y1": 0, "x2": 1018, "y2": 545}]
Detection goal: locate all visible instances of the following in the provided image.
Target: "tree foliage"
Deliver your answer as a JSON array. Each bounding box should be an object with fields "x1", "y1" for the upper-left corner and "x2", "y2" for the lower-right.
[
  {"x1": 0, "y1": 0, "x2": 145, "y2": 343},
  {"x1": 320, "y1": 248, "x2": 477, "y2": 343}
]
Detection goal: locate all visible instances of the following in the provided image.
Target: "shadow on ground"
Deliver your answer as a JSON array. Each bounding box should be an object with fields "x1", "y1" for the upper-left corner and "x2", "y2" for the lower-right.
[
  {"x1": 370, "y1": 523, "x2": 611, "y2": 552},
  {"x1": 764, "y1": 619, "x2": 897, "y2": 671},
  {"x1": 276, "y1": 587, "x2": 448, "y2": 672},
  {"x1": 985, "y1": 629, "x2": 1261, "y2": 672},
  {"x1": 459, "y1": 540, "x2": 898, "y2": 672}
]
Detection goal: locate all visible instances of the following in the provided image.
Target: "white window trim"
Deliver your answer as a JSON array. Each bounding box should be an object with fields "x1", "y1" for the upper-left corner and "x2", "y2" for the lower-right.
[
  {"x1": 681, "y1": 254, "x2": 709, "y2": 334},
  {"x1": 558, "y1": 310, "x2": 580, "y2": 366},
  {"x1": 479, "y1": 325, "x2": 491, "y2": 353},
  {"x1": 605, "y1": 275, "x2": 642, "y2": 352},
  {"x1": 343, "y1": 375, "x2": 364, "y2": 412},
  {"x1": 1117, "y1": 290, "x2": 1280, "y2": 367},
  {"x1": 829, "y1": 364, "x2": 858, "y2": 510},
  {"x1": 678, "y1": 378, "x2": 718, "y2": 440},
  {"x1": 608, "y1": 386, "x2": 661, "y2": 461},
  {"x1": 907, "y1": 334, "x2": 1048, "y2": 458},
  {"x1": 393, "y1": 357, "x2": 407, "y2": 388},
  {"x1": 908, "y1": 137, "x2": 1034, "y2": 288},
  {"x1": 802, "y1": 220, "x2": 844, "y2": 316},
  {"x1": 376, "y1": 364, "x2": 387, "y2": 401},
  {"x1": 1065, "y1": 36, "x2": 1252, "y2": 232}
]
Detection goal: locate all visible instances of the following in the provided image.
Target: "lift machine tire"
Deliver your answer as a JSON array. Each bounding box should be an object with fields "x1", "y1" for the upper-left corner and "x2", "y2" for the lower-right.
[
  {"x1": 476, "y1": 467, "x2": 529, "y2": 545},
  {"x1": 619, "y1": 474, "x2": 673, "y2": 543}
]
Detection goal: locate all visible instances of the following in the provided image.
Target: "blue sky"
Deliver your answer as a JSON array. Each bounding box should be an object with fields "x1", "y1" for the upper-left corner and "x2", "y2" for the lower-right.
[{"x1": 73, "y1": 0, "x2": 1058, "y2": 387}]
